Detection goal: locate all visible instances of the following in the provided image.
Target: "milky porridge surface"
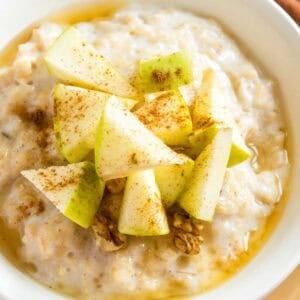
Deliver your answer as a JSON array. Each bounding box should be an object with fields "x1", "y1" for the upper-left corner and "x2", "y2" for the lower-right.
[{"x1": 0, "y1": 4, "x2": 289, "y2": 299}]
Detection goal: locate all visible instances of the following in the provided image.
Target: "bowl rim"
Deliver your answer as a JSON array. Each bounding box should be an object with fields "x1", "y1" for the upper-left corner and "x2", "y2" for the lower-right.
[
  {"x1": 265, "y1": 2, "x2": 300, "y2": 281},
  {"x1": 202, "y1": 1, "x2": 300, "y2": 299},
  {"x1": 0, "y1": 0, "x2": 299, "y2": 300}
]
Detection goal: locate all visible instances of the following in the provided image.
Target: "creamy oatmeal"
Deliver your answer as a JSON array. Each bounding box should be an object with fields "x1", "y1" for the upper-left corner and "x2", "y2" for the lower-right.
[{"x1": 0, "y1": 3, "x2": 289, "y2": 300}]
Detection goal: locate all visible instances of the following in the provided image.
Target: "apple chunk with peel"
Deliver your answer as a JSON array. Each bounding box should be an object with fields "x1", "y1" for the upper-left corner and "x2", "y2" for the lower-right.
[
  {"x1": 188, "y1": 124, "x2": 219, "y2": 157},
  {"x1": 188, "y1": 124, "x2": 251, "y2": 167},
  {"x1": 228, "y1": 143, "x2": 251, "y2": 167},
  {"x1": 54, "y1": 84, "x2": 137, "y2": 163},
  {"x1": 178, "y1": 129, "x2": 232, "y2": 221},
  {"x1": 192, "y1": 68, "x2": 227, "y2": 130},
  {"x1": 118, "y1": 169, "x2": 169, "y2": 236},
  {"x1": 44, "y1": 27, "x2": 137, "y2": 98},
  {"x1": 138, "y1": 51, "x2": 193, "y2": 93},
  {"x1": 21, "y1": 162, "x2": 104, "y2": 228},
  {"x1": 135, "y1": 91, "x2": 192, "y2": 146},
  {"x1": 192, "y1": 68, "x2": 251, "y2": 166},
  {"x1": 155, "y1": 154, "x2": 194, "y2": 208},
  {"x1": 95, "y1": 96, "x2": 185, "y2": 180}
]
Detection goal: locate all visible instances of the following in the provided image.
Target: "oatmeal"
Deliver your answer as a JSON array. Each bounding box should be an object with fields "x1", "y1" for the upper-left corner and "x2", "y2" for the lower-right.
[{"x1": 0, "y1": 3, "x2": 289, "y2": 299}]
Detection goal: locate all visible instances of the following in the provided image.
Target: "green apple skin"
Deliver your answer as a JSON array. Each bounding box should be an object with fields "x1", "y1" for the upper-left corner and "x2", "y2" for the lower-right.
[
  {"x1": 138, "y1": 51, "x2": 193, "y2": 93},
  {"x1": 94, "y1": 96, "x2": 185, "y2": 181},
  {"x1": 21, "y1": 162, "x2": 104, "y2": 228},
  {"x1": 187, "y1": 124, "x2": 220, "y2": 158},
  {"x1": 178, "y1": 129, "x2": 232, "y2": 222},
  {"x1": 118, "y1": 169, "x2": 169, "y2": 236},
  {"x1": 135, "y1": 90, "x2": 193, "y2": 146},
  {"x1": 44, "y1": 27, "x2": 137, "y2": 98},
  {"x1": 188, "y1": 124, "x2": 251, "y2": 167},
  {"x1": 154, "y1": 154, "x2": 194, "y2": 208},
  {"x1": 227, "y1": 143, "x2": 251, "y2": 167},
  {"x1": 64, "y1": 162, "x2": 104, "y2": 228}
]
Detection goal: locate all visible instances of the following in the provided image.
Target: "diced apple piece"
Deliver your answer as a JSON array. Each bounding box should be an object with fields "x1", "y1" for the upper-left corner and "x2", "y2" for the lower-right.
[
  {"x1": 228, "y1": 143, "x2": 251, "y2": 167},
  {"x1": 95, "y1": 96, "x2": 185, "y2": 180},
  {"x1": 192, "y1": 68, "x2": 251, "y2": 166},
  {"x1": 44, "y1": 27, "x2": 137, "y2": 98},
  {"x1": 155, "y1": 154, "x2": 194, "y2": 208},
  {"x1": 192, "y1": 68, "x2": 226, "y2": 129},
  {"x1": 138, "y1": 51, "x2": 193, "y2": 93},
  {"x1": 119, "y1": 97, "x2": 139, "y2": 111},
  {"x1": 54, "y1": 84, "x2": 138, "y2": 163},
  {"x1": 178, "y1": 129, "x2": 232, "y2": 221},
  {"x1": 21, "y1": 162, "x2": 104, "y2": 228},
  {"x1": 188, "y1": 124, "x2": 251, "y2": 167},
  {"x1": 118, "y1": 169, "x2": 169, "y2": 236},
  {"x1": 135, "y1": 91, "x2": 192, "y2": 145},
  {"x1": 188, "y1": 124, "x2": 220, "y2": 157},
  {"x1": 54, "y1": 84, "x2": 110, "y2": 163}
]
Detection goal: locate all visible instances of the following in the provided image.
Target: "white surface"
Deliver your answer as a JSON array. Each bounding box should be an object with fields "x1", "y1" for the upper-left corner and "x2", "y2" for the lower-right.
[{"x1": 0, "y1": 0, "x2": 299, "y2": 300}]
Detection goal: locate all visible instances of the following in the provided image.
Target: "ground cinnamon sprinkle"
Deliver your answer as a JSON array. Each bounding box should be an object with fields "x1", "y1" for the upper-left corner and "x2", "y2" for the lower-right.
[
  {"x1": 16, "y1": 197, "x2": 45, "y2": 222},
  {"x1": 194, "y1": 117, "x2": 215, "y2": 130},
  {"x1": 36, "y1": 168, "x2": 79, "y2": 192},
  {"x1": 29, "y1": 109, "x2": 45, "y2": 127},
  {"x1": 136, "y1": 91, "x2": 190, "y2": 130},
  {"x1": 175, "y1": 67, "x2": 183, "y2": 77},
  {"x1": 130, "y1": 153, "x2": 138, "y2": 164},
  {"x1": 10, "y1": 103, "x2": 46, "y2": 127},
  {"x1": 152, "y1": 69, "x2": 170, "y2": 83},
  {"x1": 36, "y1": 131, "x2": 48, "y2": 148}
]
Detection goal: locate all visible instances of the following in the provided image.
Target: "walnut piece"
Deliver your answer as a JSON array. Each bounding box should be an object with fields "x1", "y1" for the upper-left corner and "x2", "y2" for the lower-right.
[
  {"x1": 106, "y1": 178, "x2": 126, "y2": 194},
  {"x1": 172, "y1": 212, "x2": 204, "y2": 255},
  {"x1": 92, "y1": 215, "x2": 127, "y2": 252},
  {"x1": 100, "y1": 193, "x2": 123, "y2": 222},
  {"x1": 174, "y1": 232, "x2": 202, "y2": 255}
]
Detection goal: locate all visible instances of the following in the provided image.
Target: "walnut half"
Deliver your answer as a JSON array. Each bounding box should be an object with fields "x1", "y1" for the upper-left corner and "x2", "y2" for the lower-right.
[
  {"x1": 92, "y1": 215, "x2": 127, "y2": 252},
  {"x1": 171, "y1": 212, "x2": 204, "y2": 255}
]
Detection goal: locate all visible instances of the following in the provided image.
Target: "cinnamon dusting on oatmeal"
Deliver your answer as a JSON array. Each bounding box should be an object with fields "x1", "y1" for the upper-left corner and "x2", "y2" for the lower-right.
[
  {"x1": 16, "y1": 196, "x2": 45, "y2": 222},
  {"x1": 29, "y1": 109, "x2": 46, "y2": 126},
  {"x1": 10, "y1": 103, "x2": 46, "y2": 127}
]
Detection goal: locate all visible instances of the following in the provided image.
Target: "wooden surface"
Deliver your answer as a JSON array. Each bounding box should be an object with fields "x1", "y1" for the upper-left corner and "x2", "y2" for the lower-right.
[
  {"x1": 276, "y1": 0, "x2": 300, "y2": 23},
  {"x1": 267, "y1": 266, "x2": 300, "y2": 300}
]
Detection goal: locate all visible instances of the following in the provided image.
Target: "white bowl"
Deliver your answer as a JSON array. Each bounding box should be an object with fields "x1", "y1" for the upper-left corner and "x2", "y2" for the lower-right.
[{"x1": 0, "y1": 0, "x2": 299, "y2": 299}]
